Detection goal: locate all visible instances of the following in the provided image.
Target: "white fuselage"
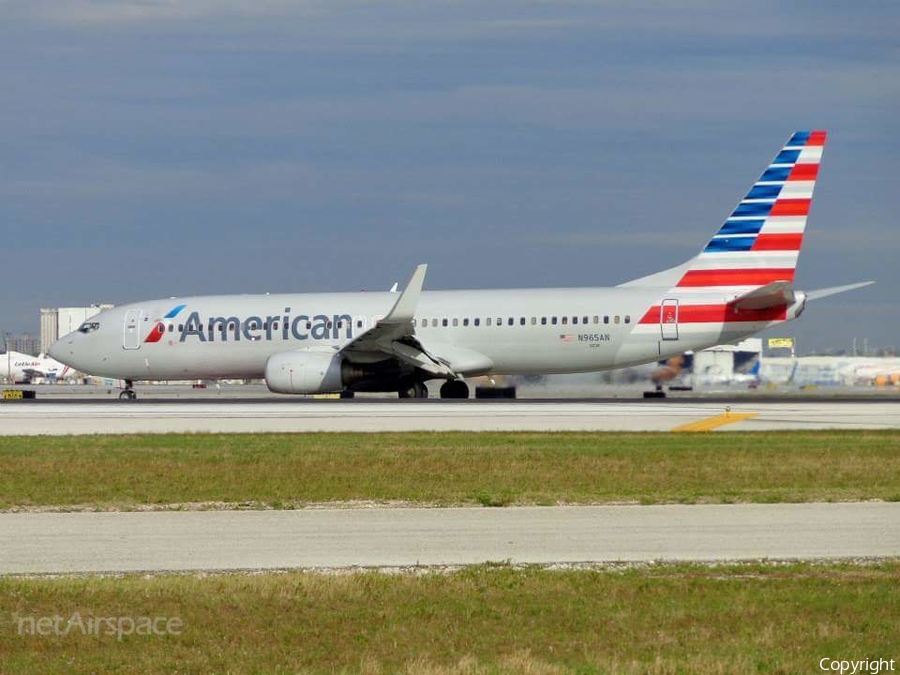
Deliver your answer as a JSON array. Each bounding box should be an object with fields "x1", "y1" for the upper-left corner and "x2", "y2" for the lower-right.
[{"x1": 50, "y1": 285, "x2": 793, "y2": 382}]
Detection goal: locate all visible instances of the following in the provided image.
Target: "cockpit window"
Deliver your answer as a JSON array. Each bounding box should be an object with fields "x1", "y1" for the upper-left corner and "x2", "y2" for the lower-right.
[{"x1": 78, "y1": 322, "x2": 100, "y2": 334}]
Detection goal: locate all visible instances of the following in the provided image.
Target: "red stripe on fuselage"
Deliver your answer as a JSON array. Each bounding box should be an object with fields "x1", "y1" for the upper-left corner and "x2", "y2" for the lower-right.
[
  {"x1": 677, "y1": 268, "x2": 795, "y2": 287},
  {"x1": 639, "y1": 303, "x2": 788, "y2": 324},
  {"x1": 752, "y1": 233, "x2": 803, "y2": 251}
]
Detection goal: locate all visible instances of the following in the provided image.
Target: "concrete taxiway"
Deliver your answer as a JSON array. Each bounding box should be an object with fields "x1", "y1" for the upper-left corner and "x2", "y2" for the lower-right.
[
  {"x1": 1, "y1": 503, "x2": 897, "y2": 574},
  {"x1": 1, "y1": 399, "x2": 899, "y2": 434}
]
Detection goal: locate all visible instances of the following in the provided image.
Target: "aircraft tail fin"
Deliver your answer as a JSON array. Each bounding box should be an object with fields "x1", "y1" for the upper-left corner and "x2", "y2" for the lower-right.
[{"x1": 622, "y1": 131, "x2": 826, "y2": 290}]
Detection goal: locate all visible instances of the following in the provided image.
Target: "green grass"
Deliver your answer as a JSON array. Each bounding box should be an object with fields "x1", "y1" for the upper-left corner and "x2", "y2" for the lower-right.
[
  {"x1": 1, "y1": 562, "x2": 898, "y2": 674},
  {"x1": 1, "y1": 431, "x2": 899, "y2": 509}
]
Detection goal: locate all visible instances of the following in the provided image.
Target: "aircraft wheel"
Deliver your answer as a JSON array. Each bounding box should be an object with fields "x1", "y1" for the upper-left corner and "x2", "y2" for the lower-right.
[
  {"x1": 399, "y1": 382, "x2": 428, "y2": 399},
  {"x1": 440, "y1": 380, "x2": 469, "y2": 399},
  {"x1": 119, "y1": 390, "x2": 137, "y2": 401},
  {"x1": 339, "y1": 390, "x2": 355, "y2": 399}
]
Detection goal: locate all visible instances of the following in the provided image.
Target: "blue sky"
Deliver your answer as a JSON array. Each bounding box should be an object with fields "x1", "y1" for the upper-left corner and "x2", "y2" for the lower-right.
[{"x1": 2, "y1": 1, "x2": 897, "y2": 353}]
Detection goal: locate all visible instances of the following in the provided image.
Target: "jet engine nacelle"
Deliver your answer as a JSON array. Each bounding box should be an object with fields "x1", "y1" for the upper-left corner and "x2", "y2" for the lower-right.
[{"x1": 265, "y1": 350, "x2": 344, "y2": 394}]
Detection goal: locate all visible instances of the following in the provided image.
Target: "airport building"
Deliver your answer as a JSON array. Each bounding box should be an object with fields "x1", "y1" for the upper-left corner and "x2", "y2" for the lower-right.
[{"x1": 40, "y1": 305, "x2": 114, "y2": 354}]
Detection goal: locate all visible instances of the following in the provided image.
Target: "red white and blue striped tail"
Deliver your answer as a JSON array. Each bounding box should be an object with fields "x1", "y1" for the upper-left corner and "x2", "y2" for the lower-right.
[{"x1": 675, "y1": 130, "x2": 825, "y2": 291}]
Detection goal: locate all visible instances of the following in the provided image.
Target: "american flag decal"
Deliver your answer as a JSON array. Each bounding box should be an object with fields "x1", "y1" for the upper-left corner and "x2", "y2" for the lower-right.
[{"x1": 559, "y1": 334, "x2": 574, "y2": 343}]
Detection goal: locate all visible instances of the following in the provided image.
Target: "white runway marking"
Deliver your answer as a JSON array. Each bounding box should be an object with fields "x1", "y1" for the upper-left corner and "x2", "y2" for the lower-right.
[
  {"x1": 1, "y1": 400, "x2": 899, "y2": 434},
  {"x1": 1, "y1": 503, "x2": 897, "y2": 574}
]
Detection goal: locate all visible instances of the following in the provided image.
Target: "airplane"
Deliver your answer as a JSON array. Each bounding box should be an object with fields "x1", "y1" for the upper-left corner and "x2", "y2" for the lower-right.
[
  {"x1": 50, "y1": 131, "x2": 873, "y2": 401},
  {"x1": 1, "y1": 350, "x2": 77, "y2": 383}
]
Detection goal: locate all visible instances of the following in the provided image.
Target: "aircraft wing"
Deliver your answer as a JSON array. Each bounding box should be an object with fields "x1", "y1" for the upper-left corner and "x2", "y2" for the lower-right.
[{"x1": 338, "y1": 264, "x2": 458, "y2": 378}]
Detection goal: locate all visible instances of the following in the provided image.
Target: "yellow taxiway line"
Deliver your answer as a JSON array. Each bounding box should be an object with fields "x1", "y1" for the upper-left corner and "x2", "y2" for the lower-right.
[{"x1": 672, "y1": 411, "x2": 758, "y2": 432}]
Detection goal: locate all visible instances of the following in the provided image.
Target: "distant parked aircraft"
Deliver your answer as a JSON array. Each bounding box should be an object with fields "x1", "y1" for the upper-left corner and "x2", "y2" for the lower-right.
[{"x1": 1, "y1": 351, "x2": 77, "y2": 383}]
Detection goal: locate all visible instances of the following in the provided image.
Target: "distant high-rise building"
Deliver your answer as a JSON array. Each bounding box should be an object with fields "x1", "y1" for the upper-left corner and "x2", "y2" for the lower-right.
[
  {"x1": 6, "y1": 333, "x2": 41, "y2": 356},
  {"x1": 40, "y1": 308, "x2": 59, "y2": 355}
]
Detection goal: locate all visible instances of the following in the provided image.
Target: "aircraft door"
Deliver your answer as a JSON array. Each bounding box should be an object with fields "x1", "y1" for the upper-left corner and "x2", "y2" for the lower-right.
[
  {"x1": 660, "y1": 299, "x2": 679, "y2": 341},
  {"x1": 123, "y1": 309, "x2": 143, "y2": 350}
]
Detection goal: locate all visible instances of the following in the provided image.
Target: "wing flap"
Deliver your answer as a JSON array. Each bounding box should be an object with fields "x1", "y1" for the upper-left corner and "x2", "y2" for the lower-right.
[{"x1": 338, "y1": 264, "x2": 460, "y2": 378}]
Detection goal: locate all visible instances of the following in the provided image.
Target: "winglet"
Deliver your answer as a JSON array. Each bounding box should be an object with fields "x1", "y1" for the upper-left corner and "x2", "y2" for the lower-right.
[
  {"x1": 383, "y1": 264, "x2": 427, "y2": 324},
  {"x1": 806, "y1": 281, "x2": 875, "y2": 301}
]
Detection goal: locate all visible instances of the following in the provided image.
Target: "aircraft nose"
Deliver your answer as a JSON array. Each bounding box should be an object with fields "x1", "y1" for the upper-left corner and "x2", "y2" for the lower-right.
[
  {"x1": 48, "y1": 334, "x2": 78, "y2": 366},
  {"x1": 48, "y1": 338, "x2": 65, "y2": 361}
]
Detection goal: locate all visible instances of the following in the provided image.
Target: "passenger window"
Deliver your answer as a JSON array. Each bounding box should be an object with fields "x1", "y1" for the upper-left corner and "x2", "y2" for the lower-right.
[
  {"x1": 520, "y1": 317, "x2": 526, "y2": 326},
  {"x1": 168, "y1": 324, "x2": 174, "y2": 332},
  {"x1": 357, "y1": 320, "x2": 363, "y2": 328},
  {"x1": 624, "y1": 315, "x2": 631, "y2": 324},
  {"x1": 442, "y1": 318, "x2": 448, "y2": 327},
  {"x1": 486, "y1": 317, "x2": 492, "y2": 326},
  {"x1": 452, "y1": 318, "x2": 459, "y2": 327},
  {"x1": 463, "y1": 318, "x2": 469, "y2": 326},
  {"x1": 178, "y1": 324, "x2": 183, "y2": 332},
  {"x1": 603, "y1": 316, "x2": 610, "y2": 324},
  {"x1": 508, "y1": 318, "x2": 514, "y2": 326},
  {"x1": 497, "y1": 317, "x2": 502, "y2": 326},
  {"x1": 614, "y1": 316, "x2": 620, "y2": 324},
  {"x1": 541, "y1": 317, "x2": 547, "y2": 325},
  {"x1": 572, "y1": 317, "x2": 578, "y2": 325},
  {"x1": 531, "y1": 317, "x2": 536, "y2": 325},
  {"x1": 593, "y1": 316, "x2": 599, "y2": 324},
  {"x1": 273, "y1": 322, "x2": 279, "y2": 331},
  {"x1": 562, "y1": 317, "x2": 568, "y2": 325},
  {"x1": 474, "y1": 318, "x2": 480, "y2": 326},
  {"x1": 551, "y1": 317, "x2": 558, "y2": 325},
  {"x1": 583, "y1": 316, "x2": 588, "y2": 324}
]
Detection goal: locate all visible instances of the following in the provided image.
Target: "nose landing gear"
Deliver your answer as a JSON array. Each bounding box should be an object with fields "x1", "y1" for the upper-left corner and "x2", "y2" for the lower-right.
[{"x1": 118, "y1": 380, "x2": 137, "y2": 401}]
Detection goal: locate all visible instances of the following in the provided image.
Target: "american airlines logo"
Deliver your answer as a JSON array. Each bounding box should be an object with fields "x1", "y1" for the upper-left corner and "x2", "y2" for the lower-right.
[{"x1": 147, "y1": 306, "x2": 355, "y2": 344}]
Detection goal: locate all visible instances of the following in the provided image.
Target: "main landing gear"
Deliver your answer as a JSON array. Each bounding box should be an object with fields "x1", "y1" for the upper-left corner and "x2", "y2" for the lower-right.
[
  {"x1": 118, "y1": 380, "x2": 137, "y2": 401},
  {"x1": 397, "y1": 380, "x2": 470, "y2": 399},
  {"x1": 643, "y1": 384, "x2": 666, "y2": 399},
  {"x1": 439, "y1": 380, "x2": 469, "y2": 399},
  {"x1": 398, "y1": 382, "x2": 429, "y2": 399}
]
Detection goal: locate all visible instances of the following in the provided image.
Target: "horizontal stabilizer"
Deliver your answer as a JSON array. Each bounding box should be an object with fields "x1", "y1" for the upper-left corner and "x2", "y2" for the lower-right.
[
  {"x1": 732, "y1": 281, "x2": 795, "y2": 311},
  {"x1": 806, "y1": 281, "x2": 875, "y2": 301}
]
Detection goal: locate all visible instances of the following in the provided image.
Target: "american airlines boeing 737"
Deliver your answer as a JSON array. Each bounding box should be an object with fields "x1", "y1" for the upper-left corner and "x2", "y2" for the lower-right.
[{"x1": 50, "y1": 131, "x2": 871, "y2": 400}]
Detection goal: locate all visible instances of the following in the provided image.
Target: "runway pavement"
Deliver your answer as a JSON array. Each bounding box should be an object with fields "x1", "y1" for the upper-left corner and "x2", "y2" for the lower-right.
[
  {"x1": 1, "y1": 503, "x2": 897, "y2": 574},
  {"x1": 1, "y1": 399, "x2": 899, "y2": 434}
]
